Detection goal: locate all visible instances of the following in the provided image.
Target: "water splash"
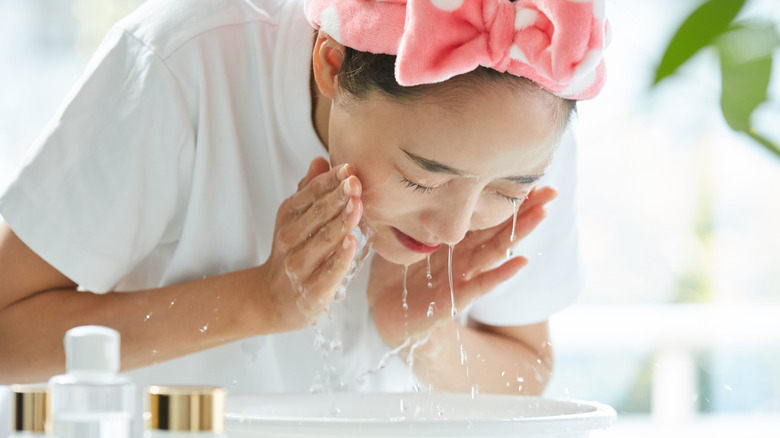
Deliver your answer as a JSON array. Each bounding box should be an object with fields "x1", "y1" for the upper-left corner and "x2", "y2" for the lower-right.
[
  {"x1": 355, "y1": 338, "x2": 412, "y2": 383},
  {"x1": 448, "y1": 245, "x2": 456, "y2": 317},
  {"x1": 335, "y1": 222, "x2": 374, "y2": 301}
]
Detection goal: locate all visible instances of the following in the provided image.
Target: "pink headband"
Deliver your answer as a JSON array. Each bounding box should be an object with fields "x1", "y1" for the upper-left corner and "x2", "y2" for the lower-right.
[{"x1": 305, "y1": 0, "x2": 608, "y2": 100}]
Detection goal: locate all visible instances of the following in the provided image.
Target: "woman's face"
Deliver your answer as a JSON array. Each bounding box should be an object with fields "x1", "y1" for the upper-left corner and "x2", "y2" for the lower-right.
[{"x1": 327, "y1": 84, "x2": 563, "y2": 266}]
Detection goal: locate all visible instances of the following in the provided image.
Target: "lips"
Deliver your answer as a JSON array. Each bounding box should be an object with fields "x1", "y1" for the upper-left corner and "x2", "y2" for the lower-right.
[{"x1": 391, "y1": 228, "x2": 442, "y2": 254}]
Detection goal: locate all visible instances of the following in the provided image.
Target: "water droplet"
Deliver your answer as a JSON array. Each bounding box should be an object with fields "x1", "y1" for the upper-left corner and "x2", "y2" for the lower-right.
[
  {"x1": 168, "y1": 299, "x2": 176, "y2": 308},
  {"x1": 501, "y1": 371, "x2": 506, "y2": 377},
  {"x1": 144, "y1": 312, "x2": 153, "y2": 322},
  {"x1": 233, "y1": 380, "x2": 238, "y2": 386},
  {"x1": 151, "y1": 349, "x2": 158, "y2": 356},
  {"x1": 199, "y1": 323, "x2": 209, "y2": 333},
  {"x1": 517, "y1": 376, "x2": 525, "y2": 383},
  {"x1": 506, "y1": 248, "x2": 514, "y2": 258},
  {"x1": 724, "y1": 384, "x2": 733, "y2": 392},
  {"x1": 427, "y1": 302, "x2": 435, "y2": 318}
]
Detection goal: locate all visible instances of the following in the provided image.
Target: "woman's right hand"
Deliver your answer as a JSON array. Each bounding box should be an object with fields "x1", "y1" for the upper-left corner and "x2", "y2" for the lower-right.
[{"x1": 256, "y1": 157, "x2": 363, "y2": 333}]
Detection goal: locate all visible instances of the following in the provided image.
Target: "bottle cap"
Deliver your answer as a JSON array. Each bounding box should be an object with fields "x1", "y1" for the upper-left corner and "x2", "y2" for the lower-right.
[
  {"x1": 11, "y1": 384, "x2": 48, "y2": 433},
  {"x1": 146, "y1": 386, "x2": 226, "y2": 433},
  {"x1": 64, "y1": 325, "x2": 120, "y2": 374}
]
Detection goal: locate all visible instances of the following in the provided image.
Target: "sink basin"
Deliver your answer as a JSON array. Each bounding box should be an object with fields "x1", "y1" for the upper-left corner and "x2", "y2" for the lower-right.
[{"x1": 225, "y1": 392, "x2": 616, "y2": 437}]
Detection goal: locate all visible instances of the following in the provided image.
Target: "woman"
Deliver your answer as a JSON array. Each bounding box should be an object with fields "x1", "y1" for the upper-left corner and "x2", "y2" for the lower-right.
[{"x1": 0, "y1": 0, "x2": 607, "y2": 396}]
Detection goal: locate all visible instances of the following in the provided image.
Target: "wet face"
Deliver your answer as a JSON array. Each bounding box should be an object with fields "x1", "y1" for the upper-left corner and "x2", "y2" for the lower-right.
[{"x1": 327, "y1": 83, "x2": 563, "y2": 266}]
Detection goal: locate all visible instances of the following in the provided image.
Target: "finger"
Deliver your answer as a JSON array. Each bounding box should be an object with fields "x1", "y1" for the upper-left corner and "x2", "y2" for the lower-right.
[
  {"x1": 278, "y1": 176, "x2": 362, "y2": 250},
  {"x1": 453, "y1": 257, "x2": 528, "y2": 311},
  {"x1": 461, "y1": 186, "x2": 557, "y2": 252},
  {"x1": 285, "y1": 194, "x2": 363, "y2": 277},
  {"x1": 299, "y1": 233, "x2": 359, "y2": 309},
  {"x1": 297, "y1": 157, "x2": 331, "y2": 191},
  {"x1": 282, "y1": 163, "x2": 355, "y2": 221},
  {"x1": 461, "y1": 205, "x2": 546, "y2": 280}
]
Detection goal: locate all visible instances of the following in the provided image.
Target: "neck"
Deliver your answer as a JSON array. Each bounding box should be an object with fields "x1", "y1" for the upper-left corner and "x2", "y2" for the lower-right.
[{"x1": 310, "y1": 68, "x2": 331, "y2": 151}]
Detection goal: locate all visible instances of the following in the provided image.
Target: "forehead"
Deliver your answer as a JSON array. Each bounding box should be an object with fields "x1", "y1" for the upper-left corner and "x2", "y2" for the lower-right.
[{"x1": 374, "y1": 82, "x2": 563, "y2": 177}]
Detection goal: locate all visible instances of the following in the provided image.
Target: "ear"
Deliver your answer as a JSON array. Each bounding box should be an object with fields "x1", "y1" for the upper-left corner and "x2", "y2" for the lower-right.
[{"x1": 312, "y1": 31, "x2": 345, "y2": 99}]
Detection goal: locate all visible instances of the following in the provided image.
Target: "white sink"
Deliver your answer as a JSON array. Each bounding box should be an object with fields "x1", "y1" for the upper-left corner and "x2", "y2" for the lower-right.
[{"x1": 225, "y1": 392, "x2": 616, "y2": 438}]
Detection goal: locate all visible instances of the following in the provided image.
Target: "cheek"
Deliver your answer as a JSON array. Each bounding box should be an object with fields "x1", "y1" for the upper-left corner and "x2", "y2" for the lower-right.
[{"x1": 359, "y1": 172, "x2": 418, "y2": 223}]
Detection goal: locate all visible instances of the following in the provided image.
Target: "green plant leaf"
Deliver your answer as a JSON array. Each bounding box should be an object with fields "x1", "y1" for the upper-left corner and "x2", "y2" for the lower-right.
[
  {"x1": 718, "y1": 23, "x2": 780, "y2": 158},
  {"x1": 654, "y1": 0, "x2": 746, "y2": 85},
  {"x1": 747, "y1": 131, "x2": 780, "y2": 159}
]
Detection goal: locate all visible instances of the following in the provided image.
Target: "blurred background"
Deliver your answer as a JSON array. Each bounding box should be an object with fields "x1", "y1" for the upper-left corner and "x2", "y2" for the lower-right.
[{"x1": 1, "y1": 0, "x2": 779, "y2": 436}]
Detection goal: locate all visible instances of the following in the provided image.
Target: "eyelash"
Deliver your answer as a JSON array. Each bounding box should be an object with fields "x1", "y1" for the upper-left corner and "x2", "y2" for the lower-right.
[
  {"x1": 401, "y1": 177, "x2": 435, "y2": 194},
  {"x1": 400, "y1": 177, "x2": 524, "y2": 203}
]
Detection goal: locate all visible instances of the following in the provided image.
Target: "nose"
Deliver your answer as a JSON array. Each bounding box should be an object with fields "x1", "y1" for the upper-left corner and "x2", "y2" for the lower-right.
[{"x1": 422, "y1": 193, "x2": 478, "y2": 245}]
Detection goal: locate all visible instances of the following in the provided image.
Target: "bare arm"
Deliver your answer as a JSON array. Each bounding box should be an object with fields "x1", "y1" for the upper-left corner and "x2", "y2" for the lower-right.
[
  {"x1": 0, "y1": 221, "x2": 266, "y2": 383},
  {"x1": 0, "y1": 159, "x2": 362, "y2": 384},
  {"x1": 407, "y1": 319, "x2": 553, "y2": 395}
]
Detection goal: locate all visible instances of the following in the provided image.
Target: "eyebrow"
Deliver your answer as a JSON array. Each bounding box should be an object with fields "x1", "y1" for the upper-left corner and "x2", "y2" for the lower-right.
[{"x1": 402, "y1": 149, "x2": 544, "y2": 184}]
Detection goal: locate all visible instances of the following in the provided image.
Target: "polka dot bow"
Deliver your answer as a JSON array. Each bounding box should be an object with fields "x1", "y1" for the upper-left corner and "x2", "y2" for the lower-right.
[{"x1": 305, "y1": 0, "x2": 609, "y2": 100}]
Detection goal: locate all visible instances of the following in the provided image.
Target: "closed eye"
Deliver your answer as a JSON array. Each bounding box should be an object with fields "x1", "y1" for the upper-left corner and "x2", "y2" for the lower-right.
[{"x1": 400, "y1": 176, "x2": 435, "y2": 194}]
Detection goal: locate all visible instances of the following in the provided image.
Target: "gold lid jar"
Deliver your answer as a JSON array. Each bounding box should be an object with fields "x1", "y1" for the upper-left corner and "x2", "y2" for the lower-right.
[
  {"x1": 11, "y1": 384, "x2": 48, "y2": 435},
  {"x1": 145, "y1": 386, "x2": 226, "y2": 435}
]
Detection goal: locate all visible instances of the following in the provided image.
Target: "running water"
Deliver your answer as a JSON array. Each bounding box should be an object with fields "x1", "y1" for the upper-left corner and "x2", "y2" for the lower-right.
[
  {"x1": 506, "y1": 198, "x2": 520, "y2": 258},
  {"x1": 402, "y1": 265, "x2": 409, "y2": 337},
  {"x1": 510, "y1": 198, "x2": 519, "y2": 243},
  {"x1": 426, "y1": 254, "x2": 433, "y2": 288},
  {"x1": 448, "y1": 245, "x2": 456, "y2": 317},
  {"x1": 402, "y1": 265, "x2": 409, "y2": 312}
]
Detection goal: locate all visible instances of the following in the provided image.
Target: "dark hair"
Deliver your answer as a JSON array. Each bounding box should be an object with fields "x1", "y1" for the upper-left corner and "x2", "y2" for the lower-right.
[{"x1": 336, "y1": 47, "x2": 577, "y2": 131}]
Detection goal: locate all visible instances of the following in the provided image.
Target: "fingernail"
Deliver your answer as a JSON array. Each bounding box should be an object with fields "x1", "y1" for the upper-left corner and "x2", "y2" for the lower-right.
[{"x1": 337, "y1": 164, "x2": 350, "y2": 180}]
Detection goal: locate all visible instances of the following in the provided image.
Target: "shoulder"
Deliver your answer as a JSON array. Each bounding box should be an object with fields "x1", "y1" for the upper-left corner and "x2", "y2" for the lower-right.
[{"x1": 114, "y1": 0, "x2": 305, "y2": 58}]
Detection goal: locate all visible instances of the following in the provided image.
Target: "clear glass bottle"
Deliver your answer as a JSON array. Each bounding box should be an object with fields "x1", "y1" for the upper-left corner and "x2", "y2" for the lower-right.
[
  {"x1": 9, "y1": 384, "x2": 48, "y2": 437},
  {"x1": 144, "y1": 386, "x2": 226, "y2": 438},
  {"x1": 48, "y1": 326, "x2": 136, "y2": 438}
]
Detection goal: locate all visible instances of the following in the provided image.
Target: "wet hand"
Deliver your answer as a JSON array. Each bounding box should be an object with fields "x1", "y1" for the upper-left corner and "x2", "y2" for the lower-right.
[
  {"x1": 257, "y1": 157, "x2": 363, "y2": 333},
  {"x1": 367, "y1": 187, "x2": 557, "y2": 348}
]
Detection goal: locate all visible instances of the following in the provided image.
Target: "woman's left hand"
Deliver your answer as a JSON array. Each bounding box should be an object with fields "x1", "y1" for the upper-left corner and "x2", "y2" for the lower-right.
[{"x1": 367, "y1": 186, "x2": 558, "y2": 348}]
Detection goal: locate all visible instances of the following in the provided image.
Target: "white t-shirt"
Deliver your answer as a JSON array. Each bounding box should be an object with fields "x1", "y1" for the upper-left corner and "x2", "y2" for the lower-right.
[{"x1": 0, "y1": 0, "x2": 579, "y2": 395}]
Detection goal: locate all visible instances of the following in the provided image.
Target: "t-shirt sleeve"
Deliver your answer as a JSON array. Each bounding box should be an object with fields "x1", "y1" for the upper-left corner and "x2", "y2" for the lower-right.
[
  {"x1": 467, "y1": 129, "x2": 582, "y2": 326},
  {"x1": 0, "y1": 27, "x2": 193, "y2": 293}
]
